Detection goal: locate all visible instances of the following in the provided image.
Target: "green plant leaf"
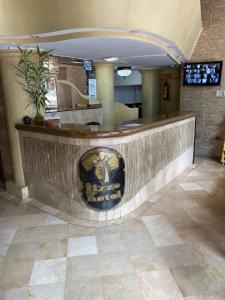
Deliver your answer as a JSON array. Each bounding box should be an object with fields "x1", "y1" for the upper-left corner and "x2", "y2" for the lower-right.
[{"x1": 15, "y1": 46, "x2": 53, "y2": 111}]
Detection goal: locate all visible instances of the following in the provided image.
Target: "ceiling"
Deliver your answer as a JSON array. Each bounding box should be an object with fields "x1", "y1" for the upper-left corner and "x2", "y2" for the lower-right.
[{"x1": 0, "y1": 37, "x2": 178, "y2": 69}]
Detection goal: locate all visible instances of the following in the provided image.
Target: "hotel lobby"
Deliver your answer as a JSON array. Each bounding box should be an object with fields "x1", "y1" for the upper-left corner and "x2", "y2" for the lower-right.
[{"x1": 0, "y1": 0, "x2": 225, "y2": 299}]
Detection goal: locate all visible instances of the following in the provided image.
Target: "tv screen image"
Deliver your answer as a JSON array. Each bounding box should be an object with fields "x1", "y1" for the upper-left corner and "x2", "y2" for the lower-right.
[{"x1": 183, "y1": 61, "x2": 223, "y2": 86}]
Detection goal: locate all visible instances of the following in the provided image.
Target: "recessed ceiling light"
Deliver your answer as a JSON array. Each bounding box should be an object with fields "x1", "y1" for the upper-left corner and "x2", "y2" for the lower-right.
[{"x1": 104, "y1": 57, "x2": 119, "y2": 62}]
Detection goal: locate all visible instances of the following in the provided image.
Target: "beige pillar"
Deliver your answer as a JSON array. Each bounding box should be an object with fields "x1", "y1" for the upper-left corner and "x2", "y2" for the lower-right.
[
  {"x1": 0, "y1": 50, "x2": 34, "y2": 199},
  {"x1": 94, "y1": 62, "x2": 115, "y2": 123},
  {"x1": 141, "y1": 69, "x2": 162, "y2": 118}
]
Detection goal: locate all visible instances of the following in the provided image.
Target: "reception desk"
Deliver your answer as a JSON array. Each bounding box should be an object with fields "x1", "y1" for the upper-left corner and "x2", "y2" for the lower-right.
[{"x1": 16, "y1": 112, "x2": 196, "y2": 221}]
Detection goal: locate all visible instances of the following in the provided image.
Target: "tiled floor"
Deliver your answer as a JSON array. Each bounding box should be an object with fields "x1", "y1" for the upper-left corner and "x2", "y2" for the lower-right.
[{"x1": 0, "y1": 157, "x2": 225, "y2": 299}]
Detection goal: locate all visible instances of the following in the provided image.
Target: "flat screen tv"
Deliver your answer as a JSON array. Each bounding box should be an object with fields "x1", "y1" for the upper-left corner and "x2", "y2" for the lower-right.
[{"x1": 183, "y1": 61, "x2": 223, "y2": 86}]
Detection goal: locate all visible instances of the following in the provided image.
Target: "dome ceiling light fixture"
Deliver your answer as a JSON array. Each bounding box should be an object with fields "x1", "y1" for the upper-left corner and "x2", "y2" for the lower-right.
[
  {"x1": 104, "y1": 56, "x2": 119, "y2": 62},
  {"x1": 117, "y1": 66, "x2": 132, "y2": 78}
]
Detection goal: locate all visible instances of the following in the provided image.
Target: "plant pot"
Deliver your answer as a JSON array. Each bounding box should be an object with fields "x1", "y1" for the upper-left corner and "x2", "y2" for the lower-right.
[
  {"x1": 45, "y1": 119, "x2": 60, "y2": 127},
  {"x1": 33, "y1": 113, "x2": 44, "y2": 125}
]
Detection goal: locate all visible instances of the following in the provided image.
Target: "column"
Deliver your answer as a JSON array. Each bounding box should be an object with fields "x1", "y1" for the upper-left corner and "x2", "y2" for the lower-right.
[
  {"x1": 94, "y1": 62, "x2": 115, "y2": 123},
  {"x1": 0, "y1": 50, "x2": 33, "y2": 199},
  {"x1": 141, "y1": 69, "x2": 161, "y2": 118}
]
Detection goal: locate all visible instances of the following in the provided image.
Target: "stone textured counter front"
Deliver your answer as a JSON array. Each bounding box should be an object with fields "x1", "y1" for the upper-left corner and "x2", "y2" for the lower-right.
[{"x1": 16, "y1": 113, "x2": 196, "y2": 221}]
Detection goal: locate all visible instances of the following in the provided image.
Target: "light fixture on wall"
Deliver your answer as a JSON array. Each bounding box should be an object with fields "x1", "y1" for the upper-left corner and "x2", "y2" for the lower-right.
[{"x1": 117, "y1": 67, "x2": 132, "y2": 78}]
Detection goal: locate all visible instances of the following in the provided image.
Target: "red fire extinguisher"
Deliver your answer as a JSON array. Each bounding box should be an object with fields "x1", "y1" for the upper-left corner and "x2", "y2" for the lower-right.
[{"x1": 163, "y1": 80, "x2": 170, "y2": 100}]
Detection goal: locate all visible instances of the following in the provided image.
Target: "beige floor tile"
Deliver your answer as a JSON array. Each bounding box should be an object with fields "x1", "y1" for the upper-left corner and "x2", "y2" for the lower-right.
[
  {"x1": 137, "y1": 269, "x2": 183, "y2": 300},
  {"x1": 38, "y1": 238, "x2": 68, "y2": 260},
  {"x1": 147, "y1": 193, "x2": 162, "y2": 204},
  {"x1": 0, "y1": 216, "x2": 21, "y2": 229},
  {"x1": 27, "y1": 282, "x2": 65, "y2": 300},
  {"x1": 143, "y1": 204, "x2": 164, "y2": 216},
  {"x1": 0, "y1": 228, "x2": 17, "y2": 242},
  {"x1": 196, "y1": 240, "x2": 225, "y2": 269},
  {"x1": 171, "y1": 265, "x2": 223, "y2": 297},
  {"x1": 67, "y1": 236, "x2": 97, "y2": 257},
  {"x1": 66, "y1": 255, "x2": 100, "y2": 280},
  {"x1": 184, "y1": 294, "x2": 225, "y2": 300},
  {"x1": 68, "y1": 223, "x2": 96, "y2": 237},
  {"x1": 122, "y1": 228, "x2": 155, "y2": 252},
  {"x1": 0, "y1": 200, "x2": 43, "y2": 217},
  {"x1": 163, "y1": 212, "x2": 196, "y2": 231},
  {"x1": 39, "y1": 224, "x2": 71, "y2": 241},
  {"x1": 129, "y1": 245, "x2": 166, "y2": 272},
  {"x1": 23, "y1": 204, "x2": 45, "y2": 215},
  {"x1": 95, "y1": 222, "x2": 126, "y2": 236},
  {"x1": 99, "y1": 252, "x2": 135, "y2": 276},
  {"x1": 205, "y1": 268, "x2": 225, "y2": 294},
  {"x1": 142, "y1": 215, "x2": 183, "y2": 247},
  {"x1": 0, "y1": 240, "x2": 11, "y2": 258},
  {"x1": 44, "y1": 214, "x2": 67, "y2": 225},
  {"x1": 29, "y1": 257, "x2": 67, "y2": 286},
  {"x1": 186, "y1": 209, "x2": 221, "y2": 227},
  {"x1": 66, "y1": 252, "x2": 134, "y2": 280},
  {"x1": 18, "y1": 213, "x2": 47, "y2": 228},
  {"x1": 133, "y1": 202, "x2": 152, "y2": 216},
  {"x1": 149, "y1": 192, "x2": 186, "y2": 212},
  {"x1": 0, "y1": 262, "x2": 34, "y2": 289},
  {"x1": 182, "y1": 199, "x2": 204, "y2": 211},
  {"x1": 179, "y1": 183, "x2": 203, "y2": 192},
  {"x1": 96, "y1": 232, "x2": 126, "y2": 255},
  {"x1": 65, "y1": 277, "x2": 104, "y2": 300},
  {"x1": 158, "y1": 244, "x2": 204, "y2": 268},
  {"x1": 11, "y1": 227, "x2": 41, "y2": 245},
  {"x1": 3, "y1": 242, "x2": 39, "y2": 264},
  {"x1": 0, "y1": 288, "x2": 27, "y2": 300},
  {"x1": 197, "y1": 180, "x2": 221, "y2": 194},
  {"x1": 178, "y1": 226, "x2": 209, "y2": 243},
  {"x1": 194, "y1": 194, "x2": 225, "y2": 211},
  {"x1": 102, "y1": 274, "x2": 145, "y2": 300},
  {"x1": 187, "y1": 170, "x2": 201, "y2": 177}
]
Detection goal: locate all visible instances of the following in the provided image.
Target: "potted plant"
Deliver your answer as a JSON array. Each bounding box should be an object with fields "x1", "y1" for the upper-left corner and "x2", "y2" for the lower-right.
[{"x1": 15, "y1": 46, "x2": 52, "y2": 125}]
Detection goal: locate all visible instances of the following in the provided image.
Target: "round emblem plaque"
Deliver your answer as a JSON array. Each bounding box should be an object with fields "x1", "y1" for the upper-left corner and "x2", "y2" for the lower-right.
[{"x1": 79, "y1": 147, "x2": 125, "y2": 211}]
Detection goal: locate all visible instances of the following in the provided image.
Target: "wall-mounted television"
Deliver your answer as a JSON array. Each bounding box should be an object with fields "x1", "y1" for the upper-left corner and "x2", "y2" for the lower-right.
[{"x1": 183, "y1": 61, "x2": 223, "y2": 86}]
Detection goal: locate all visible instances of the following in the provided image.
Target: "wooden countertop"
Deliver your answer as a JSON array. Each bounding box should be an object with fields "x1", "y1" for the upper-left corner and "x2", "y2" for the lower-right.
[{"x1": 16, "y1": 112, "x2": 196, "y2": 139}]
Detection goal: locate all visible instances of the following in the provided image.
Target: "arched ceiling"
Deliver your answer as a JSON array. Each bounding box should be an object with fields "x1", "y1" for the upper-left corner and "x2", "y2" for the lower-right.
[{"x1": 0, "y1": 0, "x2": 202, "y2": 67}]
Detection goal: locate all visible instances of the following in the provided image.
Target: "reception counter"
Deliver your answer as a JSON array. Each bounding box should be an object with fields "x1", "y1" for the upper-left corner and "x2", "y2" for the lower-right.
[{"x1": 16, "y1": 112, "x2": 196, "y2": 221}]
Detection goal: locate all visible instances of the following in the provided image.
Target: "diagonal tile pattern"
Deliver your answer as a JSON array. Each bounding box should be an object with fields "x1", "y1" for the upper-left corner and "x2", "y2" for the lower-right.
[{"x1": 0, "y1": 157, "x2": 224, "y2": 299}]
